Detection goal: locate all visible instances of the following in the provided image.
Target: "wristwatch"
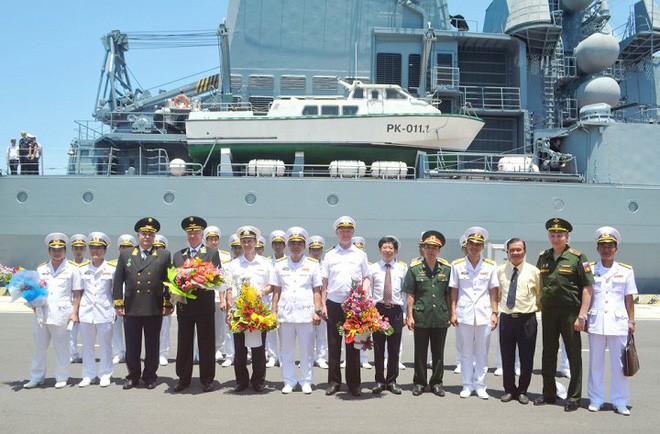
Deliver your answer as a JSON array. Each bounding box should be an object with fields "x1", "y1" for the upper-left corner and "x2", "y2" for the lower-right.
[{"x1": 315, "y1": 308, "x2": 323, "y2": 315}]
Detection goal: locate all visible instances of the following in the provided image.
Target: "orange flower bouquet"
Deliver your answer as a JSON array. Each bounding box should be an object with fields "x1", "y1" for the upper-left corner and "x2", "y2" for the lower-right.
[
  {"x1": 339, "y1": 280, "x2": 393, "y2": 350},
  {"x1": 164, "y1": 257, "x2": 224, "y2": 303}
]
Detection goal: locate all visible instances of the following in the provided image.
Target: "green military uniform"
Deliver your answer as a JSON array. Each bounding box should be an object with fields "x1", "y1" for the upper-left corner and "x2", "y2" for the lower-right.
[
  {"x1": 537, "y1": 244, "x2": 595, "y2": 403},
  {"x1": 403, "y1": 257, "x2": 451, "y2": 388}
]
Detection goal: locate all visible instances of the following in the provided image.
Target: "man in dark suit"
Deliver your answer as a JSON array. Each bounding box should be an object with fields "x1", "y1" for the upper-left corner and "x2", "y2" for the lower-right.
[
  {"x1": 172, "y1": 216, "x2": 221, "y2": 393},
  {"x1": 113, "y1": 217, "x2": 173, "y2": 390}
]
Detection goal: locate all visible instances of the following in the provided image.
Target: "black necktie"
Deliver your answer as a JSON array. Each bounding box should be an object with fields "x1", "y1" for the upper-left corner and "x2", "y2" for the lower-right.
[
  {"x1": 506, "y1": 266, "x2": 519, "y2": 309},
  {"x1": 190, "y1": 248, "x2": 197, "y2": 258},
  {"x1": 141, "y1": 249, "x2": 150, "y2": 259}
]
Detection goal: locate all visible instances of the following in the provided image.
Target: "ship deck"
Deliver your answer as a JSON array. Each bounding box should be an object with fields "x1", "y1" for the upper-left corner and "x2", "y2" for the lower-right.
[{"x1": 1, "y1": 297, "x2": 659, "y2": 433}]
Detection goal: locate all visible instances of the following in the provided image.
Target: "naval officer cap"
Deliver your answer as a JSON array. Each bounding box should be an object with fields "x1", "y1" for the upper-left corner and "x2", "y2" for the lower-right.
[
  {"x1": 421, "y1": 230, "x2": 445, "y2": 247},
  {"x1": 269, "y1": 230, "x2": 286, "y2": 244},
  {"x1": 352, "y1": 236, "x2": 366, "y2": 251},
  {"x1": 153, "y1": 234, "x2": 169, "y2": 248},
  {"x1": 204, "y1": 225, "x2": 221, "y2": 239},
  {"x1": 181, "y1": 215, "x2": 207, "y2": 232},
  {"x1": 134, "y1": 217, "x2": 160, "y2": 233},
  {"x1": 257, "y1": 236, "x2": 266, "y2": 247},
  {"x1": 286, "y1": 227, "x2": 308, "y2": 244},
  {"x1": 237, "y1": 225, "x2": 261, "y2": 241},
  {"x1": 70, "y1": 234, "x2": 88, "y2": 247},
  {"x1": 459, "y1": 235, "x2": 467, "y2": 247},
  {"x1": 595, "y1": 226, "x2": 621, "y2": 244},
  {"x1": 464, "y1": 226, "x2": 489, "y2": 244},
  {"x1": 229, "y1": 234, "x2": 241, "y2": 247},
  {"x1": 45, "y1": 233, "x2": 69, "y2": 249},
  {"x1": 545, "y1": 217, "x2": 572, "y2": 233},
  {"x1": 308, "y1": 236, "x2": 325, "y2": 249},
  {"x1": 118, "y1": 234, "x2": 137, "y2": 247},
  {"x1": 334, "y1": 216, "x2": 356, "y2": 231},
  {"x1": 87, "y1": 232, "x2": 110, "y2": 247}
]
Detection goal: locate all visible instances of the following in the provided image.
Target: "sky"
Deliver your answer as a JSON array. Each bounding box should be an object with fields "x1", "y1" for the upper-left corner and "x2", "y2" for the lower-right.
[{"x1": 0, "y1": 0, "x2": 639, "y2": 174}]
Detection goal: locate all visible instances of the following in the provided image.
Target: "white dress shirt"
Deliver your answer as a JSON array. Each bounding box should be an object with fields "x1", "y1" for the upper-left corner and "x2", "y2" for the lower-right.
[
  {"x1": 37, "y1": 260, "x2": 82, "y2": 326},
  {"x1": 369, "y1": 259, "x2": 407, "y2": 306},
  {"x1": 449, "y1": 257, "x2": 499, "y2": 326},
  {"x1": 78, "y1": 260, "x2": 116, "y2": 324},
  {"x1": 588, "y1": 261, "x2": 637, "y2": 336},
  {"x1": 321, "y1": 244, "x2": 370, "y2": 303},
  {"x1": 225, "y1": 254, "x2": 274, "y2": 308},
  {"x1": 271, "y1": 256, "x2": 322, "y2": 323}
]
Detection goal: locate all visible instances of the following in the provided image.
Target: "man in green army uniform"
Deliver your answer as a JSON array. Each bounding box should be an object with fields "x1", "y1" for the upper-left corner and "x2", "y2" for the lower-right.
[
  {"x1": 403, "y1": 230, "x2": 451, "y2": 397},
  {"x1": 534, "y1": 218, "x2": 594, "y2": 412}
]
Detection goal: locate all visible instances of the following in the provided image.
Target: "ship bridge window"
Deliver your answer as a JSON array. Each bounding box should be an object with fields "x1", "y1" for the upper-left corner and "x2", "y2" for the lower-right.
[
  {"x1": 371, "y1": 90, "x2": 381, "y2": 100},
  {"x1": 321, "y1": 105, "x2": 339, "y2": 115},
  {"x1": 385, "y1": 89, "x2": 407, "y2": 100},
  {"x1": 342, "y1": 106, "x2": 358, "y2": 115},
  {"x1": 352, "y1": 88, "x2": 364, "y2": 99},
  {"x1": 302, "y1": 106, "x2": 319, "y2": 116}
]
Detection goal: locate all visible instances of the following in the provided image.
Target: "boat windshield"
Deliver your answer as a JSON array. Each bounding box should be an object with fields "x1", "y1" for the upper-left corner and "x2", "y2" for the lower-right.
[
  {"x1": 385, "y1": 88, "x2": 407, "y2": 100},
  {"x1": 353, "y1": 88, "x2": 364, "y2": 99}
]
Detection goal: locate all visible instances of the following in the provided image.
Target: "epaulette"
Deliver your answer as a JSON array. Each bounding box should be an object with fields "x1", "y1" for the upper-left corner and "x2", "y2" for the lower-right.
[
  {"x1": 220, "y1": 250, "x2": 230, "y2": 255},
  {"x1": 306, "y1": 257, "x2": 319, "y2": 263},
  {"x1": 452, "y1": 258, "x2": 466, "y2": 264},
  {"x1": 619, "y1": 262, "x2": 633, "y2": 269},
  {"x1": 589, "y1": 261, "x2": 596, "y2": 266},
  {"x1": 276, "y1": 256, "x2": 287, "y2": 262},
  {"x1": 70, "y1": 259, "x2": 89, "y2": 267},
  {"x1": 409, "y1": 256, "x2": 421, "y2": 266},
  {"x1": 39, "y1": 261, "x2": 48, "y2": 267},
  {"x1": 326, "y1": 245, "x2": 337, "y2": 253},
  {"x1": 437, "y1": 258, "x2": 450, "y2": 266},
  {"x1": 539, "y1": 248, "x2": 551, "y2": 256},
  {"x1": 568, "y1": 248, "x2": 582, "y2": 257},
  {"x1": 483, "y1": 258, "x2": 495, "y2": 265},
  {"x1": 106, "y1": 259, "x2": 117, "y2": 267},
  {"x1": 398, "y1": 260, "x2": 407, "y2": 266},
  {"x1": 410, "y1": 259, "x2": 423, "y2": 267},
  {"x1": 266, "y1": 255, "x2": 273, "y2": 260},
  {"x1": 221, "y1": 259, "x2": 232, "y2": 264}
]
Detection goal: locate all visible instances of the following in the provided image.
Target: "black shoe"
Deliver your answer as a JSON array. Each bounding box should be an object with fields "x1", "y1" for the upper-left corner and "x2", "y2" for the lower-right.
[
  {"x1": 564, "y1": 401, "x2": 580, "y2": 412},
  {"x1": 122, "y1": 379, "x2": 135, "y2": 390},
  {"x1": 325, "y1": 384, "x2": 340, "y2": 396},
  {"x1": 173, "y1": 382, "x2": 189, "y2": 392},
  {"x1": 501, "y1": 393, "x2": 514, "y2": 403},
  {"x1": 233, "y1": 384, "x2": 248, "y2": 393},
  {"x1": 253, "y1": 384, "x2": 264, "y2": 393},
  {"x1": 201, "y1": 383, "x2": 214, "y2": 393},
  {"x1": 387, "y1": 383, "x2": 402, "y2": 395},
  {"x1": 518, "y1": 394, "x2": 530, "y2": 405},
  {"x1": 372, "y1": 383, "x2": 385, "y2": 395},
  {"x1": 431, "y1": 385, "x2": 445, "y2": 397},
  {"x1": 412, "y1": 385, "x2": 424, "y2": 396},
  {"x1": 349, "y1": 387, "x2": 362, "y2": 397},
  {"x1": 145, "y1": 382, "x2": 156, "y2": 390},
  {"x1": 533, "y1": 396, "x2": 556, "y2": 406}
]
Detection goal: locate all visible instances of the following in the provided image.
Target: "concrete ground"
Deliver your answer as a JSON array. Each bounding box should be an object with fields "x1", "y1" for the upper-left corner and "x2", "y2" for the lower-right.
[{"x1": 1, "y1": 296, "x2": 659, "y2": 433}]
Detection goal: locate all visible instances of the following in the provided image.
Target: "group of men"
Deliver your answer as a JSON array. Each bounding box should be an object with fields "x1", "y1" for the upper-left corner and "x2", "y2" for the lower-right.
[
  {"x1": 5, "y1": 131, "x2": 41, "y2": 175},
  {"x1": 22, "y1": 215, "x2": 637, "y2": 415}
]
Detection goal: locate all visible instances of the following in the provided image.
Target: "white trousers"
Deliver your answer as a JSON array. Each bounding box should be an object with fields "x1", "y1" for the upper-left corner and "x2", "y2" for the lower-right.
[
  {"x1": 215, "y1": 309, "x2": 227, "y2": 352},
  {"x1": 313, "y1": 323, "x2": 327, "y2": 361},
  {"x1": 159, "y1": 315, "x2": 170, "y2": 357},
  {"x1": 224, "y1": 328, "x2": 235, "y2": 359},
  {"x1": 80, "y1": 322, "x2": 113, "y2": 380},
  {"x1": 278, "y1": 322, "x2": 314, "y2": 387},
  {"x1": 69, "y1": 322, "x2": 81, "y2": 359},
  {"x1": 29, "y1": 320, "x2": 70, "y2": 382},
  {"x1": 112, "y1": 316, "x2": 125, "y2": 358},
  {"x1": 266, "y1": 330, "x2": 279, "y2": 361},
  {"x1": 455, "y1": 326, "x2": 462, "y2": 367},
  {"x1": 457, "y1": 323, "x2": 491, "y2": 390},
  {"x1": 588, "y1": 333, "x2": 629, "y2": 407}
]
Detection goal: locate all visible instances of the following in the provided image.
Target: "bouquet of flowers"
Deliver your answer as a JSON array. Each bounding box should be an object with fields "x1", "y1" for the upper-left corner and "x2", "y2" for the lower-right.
[
  {"x1": 1, "y1": 263, "x2": 21, "y2": 287},
  {"x1": 164, "y1": 257, "x2": 225, "y2": 303},
  {"x1": 229, "y1": 279, "x2": 278, "y2": 333},
  {"x1": 338, "y1": 280, "x2": 393, "y2": 350},
  {"x1": 7, "y1": 270, "x2": 48, "y2": 308}
]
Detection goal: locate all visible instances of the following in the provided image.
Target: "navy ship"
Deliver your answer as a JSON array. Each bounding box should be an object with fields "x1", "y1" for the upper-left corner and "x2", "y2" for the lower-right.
[{"x1": 1, "y1": 0, "x2": 659, "y2": 292}]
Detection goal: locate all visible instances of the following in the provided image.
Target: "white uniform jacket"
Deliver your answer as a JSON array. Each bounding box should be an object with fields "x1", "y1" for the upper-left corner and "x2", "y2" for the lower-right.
[
  {"x1": 271, "y1": 256, "x2": 322, "y2": 323},
  {"x1": 79, "y1": 260, "x2": 116, "y2": 324},
  {"x1": 449, "y1": 257, "x2": 499, "y2": 326},
  {"x1": 587, "y1": 261, "x2": 637, "y2": 336},
  {"x1": 37, "y1": 260, "x2": 82, "y2": 326}
]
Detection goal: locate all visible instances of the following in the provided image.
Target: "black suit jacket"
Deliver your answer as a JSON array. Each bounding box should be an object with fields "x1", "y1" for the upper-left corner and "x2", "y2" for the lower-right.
[
  {"x1": 172, "y1": 245, "x2": 221, "y2": 316},
  {"x1": 113, "y1": 247, "x2": 171, "y2": 316}
]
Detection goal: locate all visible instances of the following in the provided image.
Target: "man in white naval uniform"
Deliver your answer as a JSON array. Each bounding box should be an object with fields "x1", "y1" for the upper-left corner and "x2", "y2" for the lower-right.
[
  {"x1": 153, "y1": 234, "x2": 171, "y2": 366},
  {"x1": 271, "y1": 227, "x2": 323, "y2": 394},
  {"x1": 24, "y1": 233, "x2": 82, "y2": 389},
  {"x1": 265, "y1": 229, "x2": 287, "y2": 368},
  {"x1": 449, "y1": 227, "x2": 499, "y2": 400},
  {"x1": 112, "y1": 234, "x2": 136, "y2": 364},
  {"x1": 308, "y1": 235, "x2": 328, "y2": 369},
  {"x1": 69, "y1": 233, "x2": 89, "y2": 364},
  {"x1": 587, "y1": 226, "x2": 637, "y2": 416},
  {"x1": 78, "y1": 232, "x2": 115, "y2": 387},
  {"x1": 204, "y1": 225, "x2": 231, "y2": 361}
]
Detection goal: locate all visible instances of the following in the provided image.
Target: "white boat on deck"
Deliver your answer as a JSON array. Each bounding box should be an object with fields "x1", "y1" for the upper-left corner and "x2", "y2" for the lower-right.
[{"x1": 185, "y1": 81, "x2": 484, "y2": 156}]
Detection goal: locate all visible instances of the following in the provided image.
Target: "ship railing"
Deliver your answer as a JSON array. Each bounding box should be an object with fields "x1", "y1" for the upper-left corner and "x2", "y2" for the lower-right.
[
  {"x1": 201, "y1": 101, "x2": 254, "y2": 112},
  {"x1": 460, "y1": 86, "x2": 521, "y2": 110},
  {"x1": 214, "y1": 161, "x2": 417, "y2": 180},
  {"x1": 74, "y1": 120, "x2": 108, "y2": 142},
  {"x1": 424, "y1": 151, "x2": 582, "y2": 182},
  {"x1": 434, "y1": 67, "x2": 460, "y2": 89},
  {"x1": 614, "y1": 106, "x2": 660, "y2": 124},
  {"x1": 69, "y1": 146, "x2": 171, "y2": 176}
]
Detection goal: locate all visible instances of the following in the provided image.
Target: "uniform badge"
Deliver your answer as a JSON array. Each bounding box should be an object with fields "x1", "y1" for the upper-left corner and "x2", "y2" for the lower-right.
[
  {"x1": 127, "y1": 259, "x2": 132, "y2": 267},
  {"x1": 582, "y1": 261, "x2": 591, "y2": 273}
]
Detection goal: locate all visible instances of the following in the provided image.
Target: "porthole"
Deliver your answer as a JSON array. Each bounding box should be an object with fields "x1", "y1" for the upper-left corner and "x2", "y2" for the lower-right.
[
  {"x1": 163, "y1": 192, "x2": 176, "y2": 204},
  {"x1": 327, "y1": 194, "x2": 339, "y2": 206}
]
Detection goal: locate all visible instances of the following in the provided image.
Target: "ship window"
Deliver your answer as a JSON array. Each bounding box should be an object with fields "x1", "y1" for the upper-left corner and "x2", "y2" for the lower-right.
[
  {"x1": 342, "y1": 106, "x2": 358, "y2": 115},
  {"x1": 371, "y1": 90, "x2": 381, "y2": 100},
  {"x1": 353, "y1": 88, "x2": 364, "y2": 99},
  {"x1": 376, "y1": 53, "x2": 402, "y2": 85},
  {"x1": 385, "y1": 89, "x2": 406, "y2": 100},
  {"x1": 408, "y1": 54, "x2": 421, "y2": 90},
  {"x1": 302, "y1": 106, "x2": 318, "y2": 116},
  {"x1": 321, "y1": 105, "x2": 339, "y2": 115}
]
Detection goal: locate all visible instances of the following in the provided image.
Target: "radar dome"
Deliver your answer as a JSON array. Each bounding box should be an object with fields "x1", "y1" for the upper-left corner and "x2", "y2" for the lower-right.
[
  {"x1": 562, "y1": 0, "x2": 591, "y2": 11},
  {"x1": 577, "y1": 77, "x2": 621, "y2": 108},
  {"x1": 575, "y1": 33, "x2": 620, "y2": 74},
  {"x1": 169, "y1": 158, "x2": 187, "y2": 176}
]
